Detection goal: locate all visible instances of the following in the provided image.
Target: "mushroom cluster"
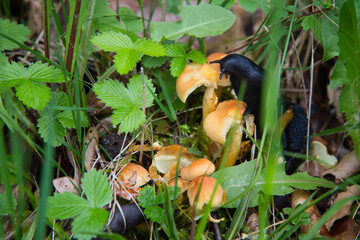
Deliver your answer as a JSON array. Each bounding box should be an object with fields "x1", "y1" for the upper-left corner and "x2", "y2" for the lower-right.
[
  {"x1": 176, "y1": 53, "x2": 255, "y2": 168},
  {"x1": 150, "y1": 144, "x2": 226, "y2": 221}
]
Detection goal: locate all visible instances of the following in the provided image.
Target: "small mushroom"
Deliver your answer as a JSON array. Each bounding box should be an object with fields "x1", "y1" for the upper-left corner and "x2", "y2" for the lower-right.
[
  {"x1": 118, "y1": 163, "x2": 150, "y2": 187},
  {"x1": 153, "y1": 145, "x2": 196, "y2": 174},
  {"x1": 180, "y1": 158, "x2": 215, "y2": 181},
  {"x1": 187, "y1": 176, "x2": 226, "y2": 220},
  {"x1": 176, "y1": 62, "x2": 219, "y2": 120},
  {"x1": 168, "y1": 177, "x2": 190, "y2": 194},
  {"x1": 203, "y1": 100, "x2": 246, "y2": 167}
]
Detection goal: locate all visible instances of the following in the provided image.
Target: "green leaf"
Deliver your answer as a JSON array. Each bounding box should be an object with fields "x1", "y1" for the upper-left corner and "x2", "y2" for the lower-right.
[
  {"x1": 47, "y1": 170, "x2": 113, "y2": 240},
  {"x1": 112, "y1": 107, "x2": 146, "y2": 132},
  {"x1": 141, "y1": 56, "x2": 167, "y2": 69},
  {"x1": 322, "y1": 12, "x2": 340, "y2": 61},
  {"x1": 37, "y1": 92, "x2": 89, "y2": 146},
  {"x1": 91, "y1": 31, "x2": 133, "y2": 52},
  {"x1": 119, "y1": 7, "x2": 143, "y2": 33},
  {"x1": 93, "y1": 79, "x2": 126, "y2": 108},
  {"x1": 170, "y1": 57, "x2": 187, "y2": 77},
  {"x1": 114, "y1": 49, "x2": 140, "y2": 74},
  {"x1": 166, "y1": 44, "x2": 186, "y2": 57},
  {"x1": 37, "y1": 115, "x2": 66, "y2": 147},
  {"x1": 0, "y1": 52, "x2": 8, "y2": 65},
  {"x1": 94, "y1": 75, "x2": 155, "y2": 133},
  {"x1": 212, "y1": 159, "x2": 335, "y2": 208},
  {"x1": 302, "y1": 15, "x2": 322, "y2": 41},
  {"x1": 16, "y1": 81, "x2": 51, "y2": 110},
  {"x1": 133, "y1": 38, "x2": 166, "y2": 56},
  {"x1": 0, "y1": 18, "x2": 30, "y2": 51},
  {"x1": 144, "y1": 206, "x2": 166, "y2": 224},
  {"x1": 0, "y1": 62, "x2": 27, "y2": 88},
  {"x1": 47, "y1": 192, "x2": 91, "y2": 219},
  {"x1": 237, "y1": 0, "x2": 269, "y2": 13},
  {"x1": 26, "y1": 62, "x2": 65, "y2": 83},
  {"x1": 72, "y1": 208, "x2": 110, "y2": 240},
  {"x1": 138, "y1": 186, "x2": 156, "y2": 208},
  {"x1": 82, "y1": 169, "x2": 113, "y2": 208},
  {"x1": 57, "y1": 110, "x2": 89, "y2": 129},
  {"x1": 186, "y1": 50, "x2": 207, "y2": 64},
  {"x1": 150, "y1": 4, "x2": 236, "y2": 40},
  {"x1": 0, "y1": 193, "x2": 16, "y2": 215},
  {"x1": 329, "y1": 60, "x2": 347, "y2": 89}
]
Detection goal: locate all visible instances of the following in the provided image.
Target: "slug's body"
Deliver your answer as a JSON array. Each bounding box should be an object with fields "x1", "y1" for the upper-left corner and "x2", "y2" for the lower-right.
[{"x1": 212, "y1": 54, "x2": 311, "y2": 174}]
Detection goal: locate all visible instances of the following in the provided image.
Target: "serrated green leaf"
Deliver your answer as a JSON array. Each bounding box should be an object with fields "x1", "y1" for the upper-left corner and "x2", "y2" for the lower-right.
[
  {"x1": 27, "y1": 62, "x2": 65, "y2": 83},
  {"x1": 114, "y1": 49, "x2": 140, "y2": 74},
  {"x1": 94, "y1": 76, "x2": 155, "y2": 133},
  {"x1": 0, "y1": 194, "x2": 16, "y2": 215},
  {"x1": 82, "y1": 169, "x2": 113, "y2": 208},
  {"x1": 144, "y1": 206, "x2": 166, "y2": 224},
  {"x1": 47, "y1": 192, "x2": 91, "y2": 219},
  {"x1": 112, "y1": 107, "x2": 146, "y2": 133},
  {"x1": 0, "y1": 52, "x2": 8, "y2": 65},
  {"x1": 302, "y1": 15, "x2": 322, "y2": 41},
  {"x1": 37, "y1": 115, "x2": 66, "y2": 147},
  {"x1": 93, "y1": 79, "x2": 127, "y2": 108},
  {"x1": 127, "y1": 75, "x2": 155, "y2": 107},
  {"x1": 237, "y1": 0, "x2": 270, "y2": 13},
  {"x1": 138, "y1": 186, "x2": 156, "y2": 208},
  {"x1": 329, "y1": 60, "x2": 347, "y2": 89},
  {"x1": 166, "y1": 44, "x2": 186, "y2": 57},
  {"x1": 170, "y1": 57, "x2": 187, "y2": 77},
  {"x1": 16, "y1": 81, "x2": 51, "y2": 110},
  {"x1": 119, "y1": 7, "x2": 143, "y2": 33},
  {"x1": 0, "y1": 62, "x2": 26, "y2": 88},
  {"x1": 0, "y1": 18, "x2": 30, "y2": 51},
  {"x1": 212, "y1": 159, "x2": 335, "y2": 208},
  {"x1": 150, "y1": 4, "x2": 236, "y2": 40},
  {"x1": 186, "y1": 50, "x2": 207, "y2": 64},
  {"x1": 57, "y1": 110, "x2": 89, "y2": 129},
  {"x1": 141, "y1": 55, "x2": 167, "y2": 69},
  {"x1": 91, "y1": 31, "x2": 133, "y2": 52},
  {"x1": 72, "y1": 207, "x2": 109, "y2": 240},
  {"x1": 134, "y1": 38, "x2": 166, "y2": 56}
]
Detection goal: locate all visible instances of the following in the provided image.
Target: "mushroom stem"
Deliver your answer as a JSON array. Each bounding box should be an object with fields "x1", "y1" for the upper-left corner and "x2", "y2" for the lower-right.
[
  {"x1": 202, "y1": 87, "x2": 218, "y2": 120},
  {"x1": 219, "y1": 122, "x2": 243, "y2": 168}
]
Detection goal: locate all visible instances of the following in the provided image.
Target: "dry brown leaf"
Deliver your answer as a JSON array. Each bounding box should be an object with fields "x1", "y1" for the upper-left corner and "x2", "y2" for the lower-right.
[
  {"x1": 324, "y1": 185, "x2": 360, "y2": 231},
  {"x1": 321, "y1": 217, "x2": 360, "y2": 239},
  {"x1": 322, "y1": 150, "x2": 360, "y2": 183},
  {"x1": 291, "y1": 189, "x2": 321, "y2": 234},
  {"x1": 85, "y1": 125, "x2": 100, "y2": 171},
  {"x1": 53, "y1": 177, "x2": 78, "y2": 194}
]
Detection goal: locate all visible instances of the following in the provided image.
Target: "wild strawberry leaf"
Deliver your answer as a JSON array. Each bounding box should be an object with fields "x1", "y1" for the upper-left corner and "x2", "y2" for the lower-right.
[
  {"x1": 0, "y1": 18, "x2": 30, "y2": 51},
  {"x1": 91, "y1": 31, "x2": 133, "y2": 52},
  {"x1": 93, "y1": 75, "x2": 155, "y2": 133},
  {"x1": 16, "y1": 81, "x2": 51, "y2": 110},
  {"x1": 113, "y1": 49, "x2": 140, "y2": 74},
  {"x1": 47, "y1": 170, "x2": 113, "y2": 240},
  {"x1": 133, "y1": 38, "x2": 166, "y2": 56},
  {"x1": 169, "y1": 57, "x2": 187, "y2": 77}
]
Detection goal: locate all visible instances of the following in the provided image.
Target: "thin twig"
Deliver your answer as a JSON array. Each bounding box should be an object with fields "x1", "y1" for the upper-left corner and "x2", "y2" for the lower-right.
[{"x1": 139, "y1": 67, "x2": 146, "y2": 165}]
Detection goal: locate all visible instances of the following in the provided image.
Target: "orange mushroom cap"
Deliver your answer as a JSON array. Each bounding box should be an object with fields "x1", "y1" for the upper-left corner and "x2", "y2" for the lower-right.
[
  {"x1": 203, "y1": 100, "x2": 247, "y2": 144},
  {"x1": 176, "y1": 63, "x2": 219, "y2": 103}
]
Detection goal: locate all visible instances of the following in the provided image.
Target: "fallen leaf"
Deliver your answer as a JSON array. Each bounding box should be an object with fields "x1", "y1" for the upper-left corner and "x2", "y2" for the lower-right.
[
  {"x1": 322, "y1": 150, "x2": 360, "y2": 183},
  {"x1": 324, "y1": 185, "x2": 360, "y2": 231},
  {"x1": 53, "y1": 177, "x2": 78, "y2": 194}
]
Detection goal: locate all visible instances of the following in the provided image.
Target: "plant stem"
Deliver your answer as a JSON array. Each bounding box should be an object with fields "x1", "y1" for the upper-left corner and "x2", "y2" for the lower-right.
[
  {"x1": 42, "y1": 0, "x2": 50, "y2": 59},
  {"x1": 65, "y1": 0, "x2": 82, "y2": 74}
]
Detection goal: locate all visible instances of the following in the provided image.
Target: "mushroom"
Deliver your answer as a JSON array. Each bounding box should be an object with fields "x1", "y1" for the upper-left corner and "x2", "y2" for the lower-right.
[
  {"x1": 187, "y1": 176, "x2": 226, "y2": 221},
  {"x1": 168, "y1": 177, "x2": 190, "y2": 194},
  {"x1": 203, "y1": 100, "x2": 247, "y2": 168},
  {"x1": 180, "y1": 158, "x2": 215, "y2": 181},
  {"x1": 118, "y1": 163, "x2": 150, "y2": 187},
  {"x1": 176, "y1": 63, "x2": 219, "y2": 120},
  {"x1": 153, "y1": 145, "x2": 196, "y2": 174}
]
